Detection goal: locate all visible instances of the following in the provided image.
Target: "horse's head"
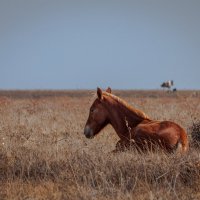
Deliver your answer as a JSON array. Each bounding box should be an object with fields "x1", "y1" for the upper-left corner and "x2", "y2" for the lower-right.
[{"x1": 84, "y1": 87, "x2": 111, "y2": 138}]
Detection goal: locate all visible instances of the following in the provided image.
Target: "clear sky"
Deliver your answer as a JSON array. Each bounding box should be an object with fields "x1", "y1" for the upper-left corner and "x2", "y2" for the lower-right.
[{"x1": 0, "y1": 0, "x2": 200, "y2": 90}]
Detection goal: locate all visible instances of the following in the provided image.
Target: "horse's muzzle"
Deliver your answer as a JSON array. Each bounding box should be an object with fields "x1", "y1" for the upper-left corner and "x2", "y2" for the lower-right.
[{"x1": 84, "y1": 126, "x2": 94, "y2": 139}]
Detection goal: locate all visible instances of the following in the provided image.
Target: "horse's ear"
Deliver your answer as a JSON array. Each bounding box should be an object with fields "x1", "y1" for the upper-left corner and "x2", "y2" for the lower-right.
[
  {"x1": 106, "y1": 87, "x2": 112, "y2": 93},
  {"x1": 97, "y1": 87, "x2": 103, "y2": 100}
]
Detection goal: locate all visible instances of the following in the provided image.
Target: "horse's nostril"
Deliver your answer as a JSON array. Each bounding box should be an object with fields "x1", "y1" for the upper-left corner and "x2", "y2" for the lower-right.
[{"x1": 84, "y1": 126, "x2": 93, "y2": 138}]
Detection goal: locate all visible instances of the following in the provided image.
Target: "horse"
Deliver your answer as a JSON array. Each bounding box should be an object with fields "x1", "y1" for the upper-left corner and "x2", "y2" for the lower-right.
[
  {"x1": 84, "y1": 87, "x2": 189, "y2": 153},
  {"x1": 161, "y1": 80, "x2": 174, "y2": 90}
]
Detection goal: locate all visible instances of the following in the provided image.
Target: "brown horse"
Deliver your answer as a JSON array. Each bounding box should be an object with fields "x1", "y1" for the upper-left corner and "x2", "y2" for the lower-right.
[{"x1": 84, "y1": 87, "x2": 189, "y2": 153}]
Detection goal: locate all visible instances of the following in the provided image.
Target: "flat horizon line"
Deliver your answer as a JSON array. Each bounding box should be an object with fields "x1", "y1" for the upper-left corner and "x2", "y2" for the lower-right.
[{"x1": 0, "y1": 88, "x2": 199, "y2": 91}]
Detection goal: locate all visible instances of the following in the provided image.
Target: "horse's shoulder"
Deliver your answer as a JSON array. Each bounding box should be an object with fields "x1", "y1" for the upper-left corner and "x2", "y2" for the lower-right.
[
  {"x1": 134, "y1": 120, "x2": 160, "y2": 133},
  {"x1": 138, "y1": 119, "x2": 160, "y2": 126}
]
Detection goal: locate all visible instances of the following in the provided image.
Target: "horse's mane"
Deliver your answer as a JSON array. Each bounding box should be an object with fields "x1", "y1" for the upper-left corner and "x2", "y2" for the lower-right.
[{"x1": 102, "y1": 92, "x2": 150, "y2": 120}]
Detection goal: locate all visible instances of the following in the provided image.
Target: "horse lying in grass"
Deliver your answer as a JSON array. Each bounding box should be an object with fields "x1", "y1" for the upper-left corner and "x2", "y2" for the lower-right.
[{"x1": 84, "y1": 87, "x2": 189, "y2": 153}]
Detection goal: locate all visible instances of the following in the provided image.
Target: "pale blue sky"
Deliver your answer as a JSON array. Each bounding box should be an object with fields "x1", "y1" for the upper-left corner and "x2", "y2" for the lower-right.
[{"x1": 0, "y1": 0, "x2": 199, "y2": 89}]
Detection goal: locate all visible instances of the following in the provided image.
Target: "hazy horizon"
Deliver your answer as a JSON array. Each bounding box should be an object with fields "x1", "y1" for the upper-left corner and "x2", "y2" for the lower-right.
[{"x1": 1, "y1": 1, "x2": 200, "y2": 90}]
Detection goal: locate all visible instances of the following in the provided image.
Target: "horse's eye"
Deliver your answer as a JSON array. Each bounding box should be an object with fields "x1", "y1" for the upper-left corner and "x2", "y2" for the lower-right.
[{"x1": 90, "y1": 109, "x2": 94, "y2": 113}]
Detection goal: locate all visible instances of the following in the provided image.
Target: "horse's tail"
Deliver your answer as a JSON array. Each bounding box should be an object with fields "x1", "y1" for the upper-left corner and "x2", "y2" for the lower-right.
[{"x1": 178, "y1": 130, "x2": 189, "y2": 153}]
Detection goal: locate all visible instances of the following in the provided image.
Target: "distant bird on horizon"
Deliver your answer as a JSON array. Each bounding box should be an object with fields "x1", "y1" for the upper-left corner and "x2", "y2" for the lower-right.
[{"x1": 161, "y1": 80, "x2": 174, "y2": 90}]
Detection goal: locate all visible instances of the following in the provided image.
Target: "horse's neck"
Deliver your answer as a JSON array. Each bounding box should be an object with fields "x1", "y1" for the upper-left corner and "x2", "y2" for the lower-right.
[{"x1": 106, "y1": 101, "x2": 145, "y2": 139}]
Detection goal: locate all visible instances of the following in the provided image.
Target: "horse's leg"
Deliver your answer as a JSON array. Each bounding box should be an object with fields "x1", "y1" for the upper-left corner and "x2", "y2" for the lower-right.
[{"x1": 112, "y1": 139, "x2": 133, "y2": 153}]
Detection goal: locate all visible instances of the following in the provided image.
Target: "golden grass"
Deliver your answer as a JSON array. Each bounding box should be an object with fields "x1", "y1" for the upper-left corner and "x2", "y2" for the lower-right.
[{"x1": 0, "y1": 90, "x2": 200, "y2": 200}]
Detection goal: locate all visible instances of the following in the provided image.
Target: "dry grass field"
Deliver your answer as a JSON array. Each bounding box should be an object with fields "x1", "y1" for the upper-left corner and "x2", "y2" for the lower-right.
[{"x1": 0, "y1": 90, "x2": 200, "y2": 200}]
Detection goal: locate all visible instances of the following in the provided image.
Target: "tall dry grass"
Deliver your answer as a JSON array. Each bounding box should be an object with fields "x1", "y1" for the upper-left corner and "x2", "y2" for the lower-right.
[{"x1": 0, "y1": 90, "x2": 200, "y2": 200}]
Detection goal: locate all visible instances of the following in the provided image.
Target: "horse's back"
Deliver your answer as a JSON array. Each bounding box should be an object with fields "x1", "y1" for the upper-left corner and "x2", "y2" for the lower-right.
[{"x1": 134, "y1": 120, "x2": 189, "y2": 153}]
